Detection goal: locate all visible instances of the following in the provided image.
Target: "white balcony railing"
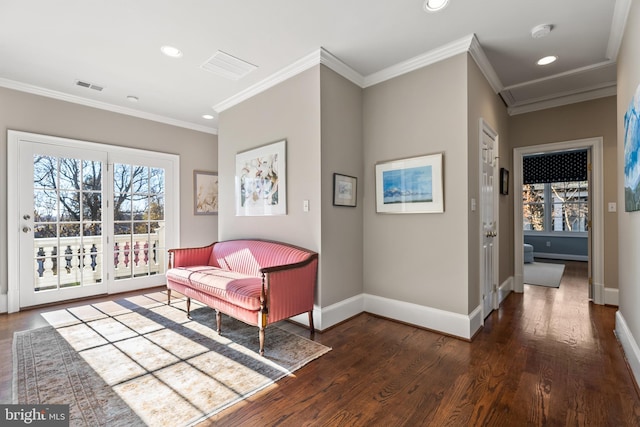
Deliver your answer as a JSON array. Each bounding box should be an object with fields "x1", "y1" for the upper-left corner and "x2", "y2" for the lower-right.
[{"x1": 32, "y1": 225, "x2": 165, "y2": 290}]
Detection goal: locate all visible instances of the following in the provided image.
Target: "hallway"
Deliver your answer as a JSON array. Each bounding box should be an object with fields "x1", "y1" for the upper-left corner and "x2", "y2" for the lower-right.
[{"x1": 1, "y1": 261, "x2": 639, "y2": 425}]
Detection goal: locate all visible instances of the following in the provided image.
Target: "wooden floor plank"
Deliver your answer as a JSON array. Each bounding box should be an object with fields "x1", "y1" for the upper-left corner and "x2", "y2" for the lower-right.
[{"x1": 2, "y1": 261, "x2": 639, "y2": 426}]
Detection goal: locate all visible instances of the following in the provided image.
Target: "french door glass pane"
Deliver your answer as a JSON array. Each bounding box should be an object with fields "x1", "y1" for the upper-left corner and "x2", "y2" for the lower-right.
[
  {"x1": 32, "y1": 155, "x2": 103, "y2": 292},
  {"x1": 113, "y1": 163, "x2": 166, "y2": 280}
]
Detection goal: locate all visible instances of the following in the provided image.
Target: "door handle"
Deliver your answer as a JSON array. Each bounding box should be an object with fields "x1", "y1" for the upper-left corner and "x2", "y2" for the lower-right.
[
  {"x1": 23, "y1": 214, "x2": 31, "y2": 220},
  {"x1": 22, "y1": 226, "x2": 31, "y2": 233}
]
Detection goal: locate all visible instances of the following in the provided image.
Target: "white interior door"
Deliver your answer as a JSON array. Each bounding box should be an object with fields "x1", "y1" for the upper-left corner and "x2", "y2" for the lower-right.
[
  {"x1": 19, "y1": 140, "x2": 109, "y2": 307},
  {"x1": 480, "y1": 121, "x2": 498, "y2": 319}
]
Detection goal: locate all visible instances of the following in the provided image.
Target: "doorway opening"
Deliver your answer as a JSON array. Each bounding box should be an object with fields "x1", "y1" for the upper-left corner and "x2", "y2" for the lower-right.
[{"x1": 513, "y1": 137, "x2": 604, "y2": 304}]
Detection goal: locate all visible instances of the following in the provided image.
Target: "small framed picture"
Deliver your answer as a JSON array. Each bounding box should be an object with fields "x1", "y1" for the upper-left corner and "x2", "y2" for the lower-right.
[
  {"x1": 194, "y1": 170, "x2": 218, "y2": 215},
  {"x1": 500, "y1": 168, "x2": 509, "y2": 195},
  {"x1": 333, "y1": 173, "x2": 357, "y2": 207}
]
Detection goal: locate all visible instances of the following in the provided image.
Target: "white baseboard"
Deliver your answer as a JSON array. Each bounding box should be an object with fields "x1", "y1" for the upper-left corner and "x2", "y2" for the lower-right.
[
  {"x1": 499, "y1": 277, "x2": 513, "y2": 305},
  {"x1": 533, "y1": 253, "x2": 588, "y2": 262},
  {"x1": 615, "y1": 311, "x2": 640, "y2": 388},
  {"x1": 0, "y1": 293, "x2": 7, "y2": 314},
  {"x1": 294, "y1": 293, "x2": 482, "y2": 339},
  {"x1": 363, "y1": 293, "x2": 480, "y2": 339},
  {"x1": 604, "y1": 287, "x2": 619, "y2": 306},
  {"x1": 290, "y1": 294, "x2": 364, "y2": 331}
]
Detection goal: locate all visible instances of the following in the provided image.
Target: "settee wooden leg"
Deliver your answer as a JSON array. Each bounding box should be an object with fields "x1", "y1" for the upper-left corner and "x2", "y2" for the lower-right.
[
  {"x1": 259, "y1": 327, "x2": 265, "y2": 356},
  {"x1": 215, "y1": 310, "x2": 222, "y2": 333},
  {"x1": 186, "y1": 297, "x2": 191, "y2": 318},
  {"x1": 308, "y1": 311, "x2": 315, "y2": 335},
  {"x1": 167, "y1": 289, "x2": 171, "y2": 305}
]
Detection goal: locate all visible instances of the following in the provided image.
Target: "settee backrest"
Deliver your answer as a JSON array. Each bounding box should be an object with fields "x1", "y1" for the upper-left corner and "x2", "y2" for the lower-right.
[{"x1": 209, "y1": 239, "x2": 316, "y2": 277}]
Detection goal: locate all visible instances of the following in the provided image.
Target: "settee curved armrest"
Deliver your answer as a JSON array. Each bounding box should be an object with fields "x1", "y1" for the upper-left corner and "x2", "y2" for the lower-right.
[
  {"x1": 259, "y1": 253, "x2": 318, "y2": 275},
  {"x1": 168, "y1": 243, "x2": 215, "y2": 268}
]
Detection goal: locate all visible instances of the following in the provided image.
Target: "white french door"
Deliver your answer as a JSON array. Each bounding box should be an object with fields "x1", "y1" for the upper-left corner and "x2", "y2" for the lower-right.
[
  {"x1": 18, "y1": 140, "x2": 109, "y2": 307},
  {"x1": 8, "y1": 131, "x2": 179, "y2": 311}
]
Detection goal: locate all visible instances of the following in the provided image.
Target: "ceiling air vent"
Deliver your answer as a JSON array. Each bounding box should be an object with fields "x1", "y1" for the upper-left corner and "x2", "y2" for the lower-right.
[
  {"x1": 200, "y1": 50, "x2": 257, "y2": 81},
  {"x1": 75, "y1": 80, "x2": 104, "y2": 92}
]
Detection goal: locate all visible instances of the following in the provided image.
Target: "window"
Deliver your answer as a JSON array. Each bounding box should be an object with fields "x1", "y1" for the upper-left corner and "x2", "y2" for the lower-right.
[{"x1": 523, "y1": 180, "x2": 588, "y2": 233}]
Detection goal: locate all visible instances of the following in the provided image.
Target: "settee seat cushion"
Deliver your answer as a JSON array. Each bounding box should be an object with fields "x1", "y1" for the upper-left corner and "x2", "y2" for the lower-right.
[{"x1": 166, "y1": 266, "x2": 262, "y2": 311}]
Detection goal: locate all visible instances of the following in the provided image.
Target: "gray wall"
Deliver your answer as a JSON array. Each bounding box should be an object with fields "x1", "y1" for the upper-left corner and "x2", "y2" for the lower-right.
[
  {"x1": 467, "y1": 55, "x2": 511, "y2": 309},
  {"x1": 319, "y1": 66, "x2": 364, "y2": 307},
  {"x1": 217, "y1": 65, "x2": 365, "y2": 310},
  {"x1": 617, "y1": 0, "x2": 640, "y2": 369},
  {"x1": 362, "y1": 54, "x2": 471, "y2": 315},
  {"x1": 0, "y1": 87, "x2": 218, "y2": 297},
  {"x1": 524, "y1": 235, "x2": 588, "y2": 259},
  {"x1": 217, "y1": 66, "x2": 323, "y2": 266},
  {"x1": 510, "y1": 96, "x2": 618, "y2": 288}
]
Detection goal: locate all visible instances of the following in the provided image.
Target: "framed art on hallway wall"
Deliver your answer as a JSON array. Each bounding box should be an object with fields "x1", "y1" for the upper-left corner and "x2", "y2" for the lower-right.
[
  {"x1": 235, "y1": 139, "x2": 287, "y2": 216},
  {"x1": 375, "y1": 152, "x2": 444, "y2": 214},
  {"x1": 194, "y1": 170, "x2": 218, "y2": 215}
]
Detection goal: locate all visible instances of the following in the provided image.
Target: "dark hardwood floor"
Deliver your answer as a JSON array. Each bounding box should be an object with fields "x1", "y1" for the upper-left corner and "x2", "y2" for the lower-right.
[{"x1": 2, "y1": 261, "x2": 639, "y2": 426}]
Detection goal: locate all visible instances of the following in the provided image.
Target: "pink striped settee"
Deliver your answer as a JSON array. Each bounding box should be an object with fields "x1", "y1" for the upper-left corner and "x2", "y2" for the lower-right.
[{"x1": 166, "y1": 239, "x2": 318, "y2": 355}]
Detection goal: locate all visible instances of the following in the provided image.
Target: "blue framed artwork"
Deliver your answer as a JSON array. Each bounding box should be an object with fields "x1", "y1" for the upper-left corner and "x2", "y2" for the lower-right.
[
  {"x1": 375, "y1": 152, "x2": 444, "y2": 213},
  {"x1": 625, "y1": 84, "x2": 640, "y2": 212}
]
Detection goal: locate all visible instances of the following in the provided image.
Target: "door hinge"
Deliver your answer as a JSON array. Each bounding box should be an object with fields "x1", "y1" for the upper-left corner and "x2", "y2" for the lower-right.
[
  {"x1": 588, "y1": 163, "x2": 592, "y2": 172},
  {"x1": 589, "y1": 277, "x2": 593, "y2": 285},
  {"x1": 493, "y1": 284, "x2": 498, "y2": 292}
]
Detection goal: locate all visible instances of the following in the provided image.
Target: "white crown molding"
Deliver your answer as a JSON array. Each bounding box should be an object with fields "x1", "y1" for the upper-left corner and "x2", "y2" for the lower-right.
[
  {"x1": 363, "y1": 34, "x2": 475, "y2": 88},
  {"x1": 0, "y1": 77, "x2": 218, "y2": 135},
  {"x1": 607, "y1": 0, "x2": 633, "y2": 60},
  {"x1": 318, "y1": 48, "x2": 365, "y2": 87},
  {"x1": 214, "y1": 47, "x2": 364, "y2": 114},
  {"x1": 502, "y1": 60, "x2": 616, "y2": 91},
  {"x1": 468, "y1": 34, "x2": 503, "y2": 93},
  {"x1": 508, "y1": 83, "x2": 616, "y2": 115},
  {"x1": 214, "y1": 49, "x2": 323, "y2": 113}
]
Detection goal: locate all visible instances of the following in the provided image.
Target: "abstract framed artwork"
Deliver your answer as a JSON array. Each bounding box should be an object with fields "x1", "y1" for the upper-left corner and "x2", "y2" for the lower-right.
[
  {"x1": 193, "y1": 170, "x2": 218, "y2": 215},
  {"x1": 625, "y1": 83, "x2": 640, "y2": 212},
  {"x1": 235, "y1": 139, "x2": 286, "y2": 216},
  {"x1": 333, "y1": 173, "x2": 357, "y2": 207},
  {"x1": 375, "y1": 152, "x2": 444, "y2": 214}
]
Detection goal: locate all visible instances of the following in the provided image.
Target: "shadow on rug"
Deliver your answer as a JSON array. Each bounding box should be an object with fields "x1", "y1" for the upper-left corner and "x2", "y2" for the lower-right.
[{"x1": 13, "y1": 292, "x2": 331, "y2": 426}]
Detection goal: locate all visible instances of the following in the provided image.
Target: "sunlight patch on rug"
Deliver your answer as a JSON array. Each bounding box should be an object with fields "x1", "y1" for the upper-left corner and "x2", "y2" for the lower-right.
[{"x1": 13, "y1": 292, "x2": 330, "y2": 426}]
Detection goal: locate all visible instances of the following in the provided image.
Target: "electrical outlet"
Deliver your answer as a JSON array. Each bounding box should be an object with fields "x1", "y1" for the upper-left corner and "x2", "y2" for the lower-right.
[{"x1": 546, "y1": 241, "x2": 551, "y2": 247}]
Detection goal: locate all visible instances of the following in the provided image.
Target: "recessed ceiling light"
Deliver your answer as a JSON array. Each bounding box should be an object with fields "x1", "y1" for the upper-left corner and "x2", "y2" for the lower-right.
[
  {"x1": 424, "y1": 0, "x2": 450, "y2": 12},
  {"x1": 161, "y1": 45, "x2": 183, "y2": 58},
  {"x1": 537, "y1": 55, "x2": 558, "y2": 66},
  {"x1": 202, "y1": 114, "x2": 214, "y2": 120},
  {"x1": 126, "y1": 95, "x2": 139, "y2": 103}
]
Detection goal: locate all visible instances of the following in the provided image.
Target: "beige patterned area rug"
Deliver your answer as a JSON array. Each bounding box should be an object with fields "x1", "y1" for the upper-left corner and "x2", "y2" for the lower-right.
[{"x1": 13, "y1": 292, "x2": 331, "y2": 426}]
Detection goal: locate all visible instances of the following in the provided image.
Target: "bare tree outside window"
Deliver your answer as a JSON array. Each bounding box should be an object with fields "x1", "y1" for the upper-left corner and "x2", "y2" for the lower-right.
[
  {"x1": 522, "y1": 181, "x2": 588, "y2": 232},
  {"x1": 523, "y1": 183, "x2": 544, "y2": 231}
]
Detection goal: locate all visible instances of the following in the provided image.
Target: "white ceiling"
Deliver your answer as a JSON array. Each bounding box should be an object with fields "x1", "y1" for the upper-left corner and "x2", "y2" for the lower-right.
[{"x1": 0, "y1": 0, "x2": 630, "y2": 135}]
